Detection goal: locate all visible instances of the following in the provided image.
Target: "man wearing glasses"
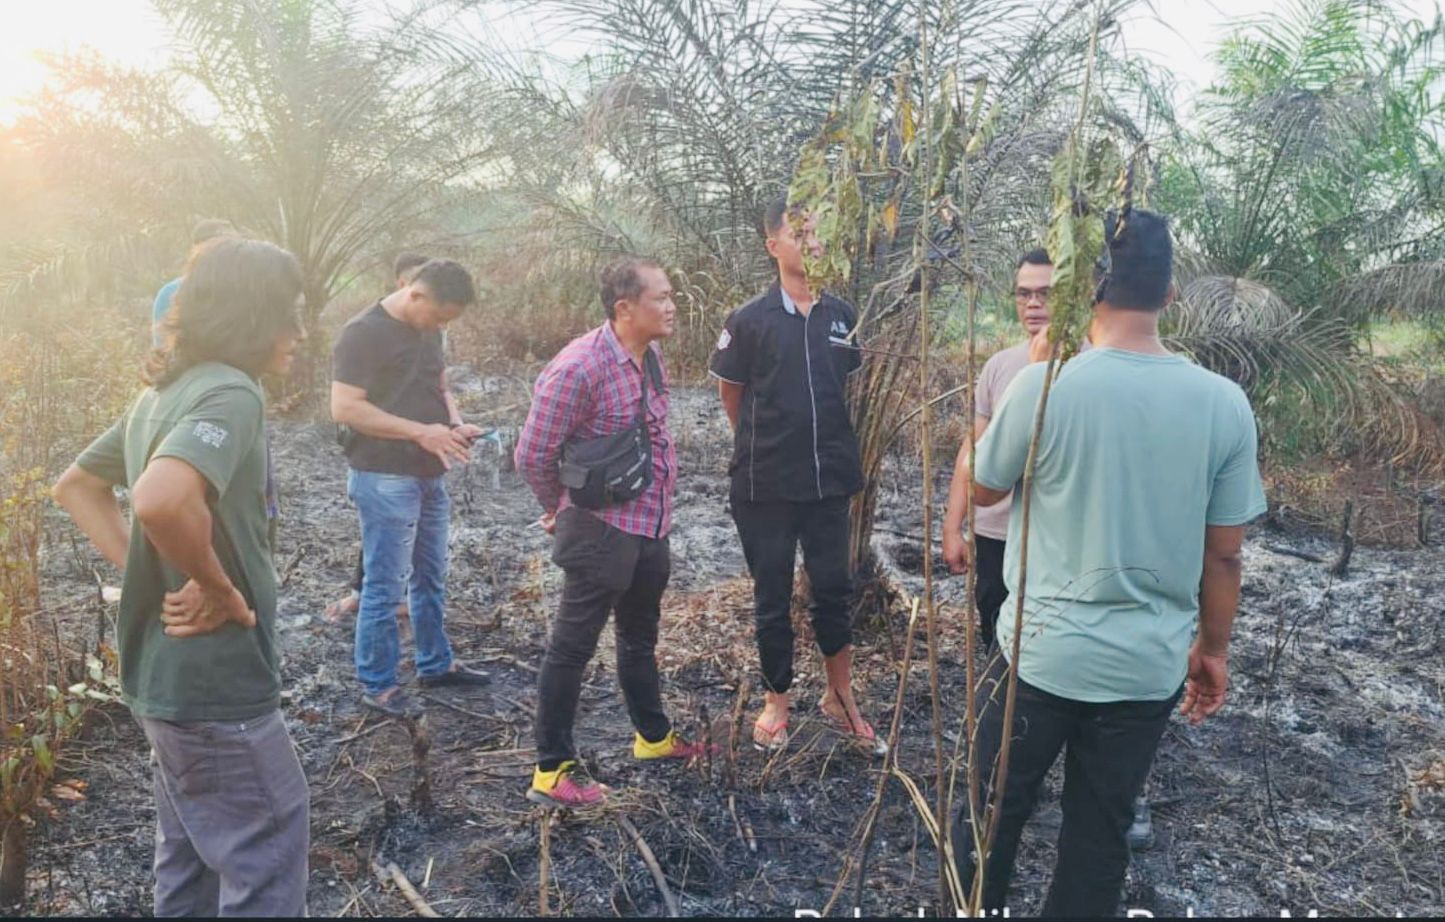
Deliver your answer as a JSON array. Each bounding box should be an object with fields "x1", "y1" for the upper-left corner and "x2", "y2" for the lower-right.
[{"x1": 942, "y1": 249, "x2": 1076, "y2": 649}]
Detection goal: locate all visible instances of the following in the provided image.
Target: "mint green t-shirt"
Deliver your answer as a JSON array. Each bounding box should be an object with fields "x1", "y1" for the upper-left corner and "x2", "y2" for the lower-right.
[
  {"x1": 76, "y1": 362, "x2": 280, "y2": 721},
  {"x1": 974, "y1": 348, "x2": 1267, "y2": 703}
]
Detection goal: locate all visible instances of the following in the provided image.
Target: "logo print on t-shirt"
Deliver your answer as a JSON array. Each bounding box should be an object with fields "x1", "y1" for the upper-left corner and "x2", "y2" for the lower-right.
[
  {"x1": 193, "y1": 421, "x2": 229, "y2": 448},
  {"x1": 830, "y1": 320, "x2": 848, "y2": 335},
  {"x1": 716, "y1": 329, "x2": 732, "y2": 350}
]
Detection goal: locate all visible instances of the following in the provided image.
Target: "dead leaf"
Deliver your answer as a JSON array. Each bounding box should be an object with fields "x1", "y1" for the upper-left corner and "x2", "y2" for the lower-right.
[{"x1": 1409, "y1": 759, "x2": 1445, "y2": 792}]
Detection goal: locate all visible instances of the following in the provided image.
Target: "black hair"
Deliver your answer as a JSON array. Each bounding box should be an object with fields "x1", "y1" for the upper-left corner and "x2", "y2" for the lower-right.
[
  {"x1": 411, "y1": 258, "x2": 476, "y2": 308},
  {"x1": 147, "y1": 237, "x2": 303, "y2": 387},
  {"x1": 763, "y1": 195, "x2": 789, "y2": 236},
  {"x1": 1016, "y1": 247, "x2": 1051, "y2": 269},
  {"x1": 190, "y1": 218, "x2": 235, "y2": 246},
  {"x1": 1095, "y1": 208, "x2": 1172, "y2": 311},
  {"x1": 599, "y1": 256, "x2": 664, "y2": 320},
  {"x1": 393, "y1": 251, "x2": 429, "y2": 281}
]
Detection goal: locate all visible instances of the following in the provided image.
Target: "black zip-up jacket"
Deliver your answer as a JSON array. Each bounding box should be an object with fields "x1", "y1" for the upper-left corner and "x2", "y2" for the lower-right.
[{"x1": 709, "y1": 284, "x2": 865, "y2": 503}]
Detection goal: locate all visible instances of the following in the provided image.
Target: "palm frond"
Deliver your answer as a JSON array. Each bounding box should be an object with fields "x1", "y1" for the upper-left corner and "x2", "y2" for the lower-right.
[
  {"x1": 1166, "y1": 273, "x2": 1445, "y2": 472},
  {"x1": 0, "y1": 227, "x2": 179, "y2": 323},
  {"x1": 1166, "y1": 275, "x2": 1357, "y2": 394},
  {"x1": 1335, "y1": 260, "x2": 1445, "y2": 321},
  {"x1": 1160, "y1": 0, "x2": 1445, "y2": 311}
]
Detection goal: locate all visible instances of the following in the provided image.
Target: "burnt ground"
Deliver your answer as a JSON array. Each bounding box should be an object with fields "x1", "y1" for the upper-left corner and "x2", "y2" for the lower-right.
[{"x1": 22, "y1": 371, "x2": 1445, "y2": 918}]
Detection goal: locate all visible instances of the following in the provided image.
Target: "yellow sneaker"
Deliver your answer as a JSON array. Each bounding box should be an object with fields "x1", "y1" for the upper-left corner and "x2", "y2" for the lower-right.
[
  {"x1": 527, "y1": 760, "x2": 609, "y2": 806},
  {"x1": 632, "y1": 730, "x2": 719, "y2": 761}
]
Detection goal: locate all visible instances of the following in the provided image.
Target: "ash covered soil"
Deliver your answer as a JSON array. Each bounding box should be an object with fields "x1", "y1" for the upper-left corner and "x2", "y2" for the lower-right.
[{"x1": 27, "y1": 370, "x2": 1445, "y2": 918}]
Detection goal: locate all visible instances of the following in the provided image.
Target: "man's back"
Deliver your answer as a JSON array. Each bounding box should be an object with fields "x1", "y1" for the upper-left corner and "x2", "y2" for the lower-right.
[{"x1": 976, "y1": 347, "x2": 1266, "y2": 702}]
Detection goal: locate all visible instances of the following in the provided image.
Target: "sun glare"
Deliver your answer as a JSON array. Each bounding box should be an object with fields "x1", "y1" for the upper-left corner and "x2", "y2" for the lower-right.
[
  {"x1": 0, "y1": 0, "x2": 166, "y2": 125},
  {"x1": 2, "y1": 0, "x2": 1436, "y2": 127}
]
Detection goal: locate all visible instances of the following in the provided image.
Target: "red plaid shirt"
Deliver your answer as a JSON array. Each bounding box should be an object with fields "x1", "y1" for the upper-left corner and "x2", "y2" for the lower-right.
[{"x1": 514, "y1": 322, "x2": 676, "y2": 539}]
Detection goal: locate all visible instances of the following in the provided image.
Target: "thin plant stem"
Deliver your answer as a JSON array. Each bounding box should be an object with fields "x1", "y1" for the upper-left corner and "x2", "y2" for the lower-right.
[
  {"x1": 821, "y1": 599, "x2": 922, "y2": 917},
  {"x1": 960, "y1": 219, "x2": 984, "y2": 919},
  {"x1": 939, "y1": 72, "x2": 984, "y2": 922},
  {"x1": 913, "y1": 1, "x2": 951, "y2": 914},
  {"x1": 978, "y1": 0, "x2": 1103, "y2": 892}
]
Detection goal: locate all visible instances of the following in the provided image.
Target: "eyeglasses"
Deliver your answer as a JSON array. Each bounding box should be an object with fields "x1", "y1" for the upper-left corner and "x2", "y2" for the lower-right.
[{"x1": 1014, "y1": 287, "x2": 1051, "y2": 305}]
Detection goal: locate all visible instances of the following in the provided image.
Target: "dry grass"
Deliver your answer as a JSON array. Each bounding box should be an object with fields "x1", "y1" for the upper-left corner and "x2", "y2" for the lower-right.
[
  {"x1": 1265, "y1": 458, "x2": 1441, "y2": 549},
  {"x1": 0, "y1": 309, "x2": 136, "y2": 908}
]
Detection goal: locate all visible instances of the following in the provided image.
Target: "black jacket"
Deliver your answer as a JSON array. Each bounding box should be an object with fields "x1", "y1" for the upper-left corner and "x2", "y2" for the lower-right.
[{"x1": 709, "y1": 284, "x2": 865, "y2": 503}]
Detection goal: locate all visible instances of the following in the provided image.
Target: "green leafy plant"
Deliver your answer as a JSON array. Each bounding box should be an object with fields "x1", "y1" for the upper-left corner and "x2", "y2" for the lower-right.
[{"x1": 1155, "y1": 0, "x2": 1445, "y2": 470}]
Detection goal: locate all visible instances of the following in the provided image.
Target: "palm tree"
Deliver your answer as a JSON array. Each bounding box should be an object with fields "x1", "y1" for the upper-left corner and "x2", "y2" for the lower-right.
[
  {"x1": 8, "y1": 0, "x2": 502, "y2": 395},
  {"x1": 1157, "y1": 0, "x2": 1445, "y2": 469},
  {"x1": 493, "y1": 0, "x2": 1148, "y2": 574}
]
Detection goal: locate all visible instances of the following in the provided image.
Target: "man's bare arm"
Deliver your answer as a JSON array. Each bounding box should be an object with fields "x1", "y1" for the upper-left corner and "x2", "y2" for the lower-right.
[
  {"x1": 942, "y1": 417, "x2": 989, "y2": 573},
  {"x1": 1179, "y1": 524, "x2": 1246, "y2": 725},
  {"x1": 1198, "y1": 524, "x2": 1245, "y2": 655},
  {"x1": 132, "y1": 459, "x2": 236, "y2": 593},
  {"x1": 331, "y1": 381, "x2": 470, "y2": 468},
  {"x1": 718, "y1": 379, "x2": 744, "y2": 431},
  {"x1": 131, "y1": 458, "x2": 256, "y2": 634},
  {"x1": 52, "y1": 464, "x2": 129, "y2": 570},
  {"x1": 332, "y1": 381, "x2": 429, "y2": 441},
  {"x1": 942, "y1": 441, "x2": 972, "y2": 531}
]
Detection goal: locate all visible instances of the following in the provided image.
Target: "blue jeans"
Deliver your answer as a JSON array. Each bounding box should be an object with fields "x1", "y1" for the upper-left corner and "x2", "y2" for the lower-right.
[{"x1": 348, "y1": 470, "x2": 454, "y2": 695}]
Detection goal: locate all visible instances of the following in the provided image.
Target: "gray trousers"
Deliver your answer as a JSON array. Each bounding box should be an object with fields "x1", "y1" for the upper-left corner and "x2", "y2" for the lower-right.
[{"x1": 139, "y1": 709, "x2": 310, "y2": 917}]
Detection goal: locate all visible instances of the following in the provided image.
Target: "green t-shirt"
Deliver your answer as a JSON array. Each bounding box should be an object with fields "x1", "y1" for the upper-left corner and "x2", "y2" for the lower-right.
[
  {"x1": 77, "y1": 362, "x2": 280, "y2": 721},
  {"x1": 974, "y1": 348, "x2": 1268, "y2": 703}
]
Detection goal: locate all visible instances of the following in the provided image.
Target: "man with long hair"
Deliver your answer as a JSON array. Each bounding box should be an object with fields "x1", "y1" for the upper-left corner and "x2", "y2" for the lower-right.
[
  {"x1": 53, "y1": 237, "x2": 311, "y2": 916},
  {"x1": 331, "y1": 258, "x2": 491, "y2": 718},
  {"x1": 951, "y1": 209, "x2": 1265, "y2": 916},
  {"x1": 709, "y1": 196, "x2": 884, "y2": 756}
]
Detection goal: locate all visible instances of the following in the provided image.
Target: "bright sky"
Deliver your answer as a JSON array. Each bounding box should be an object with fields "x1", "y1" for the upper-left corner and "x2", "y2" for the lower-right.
[{"x1": 0, "y1": 0, "x2": 1440, "y2": 126}]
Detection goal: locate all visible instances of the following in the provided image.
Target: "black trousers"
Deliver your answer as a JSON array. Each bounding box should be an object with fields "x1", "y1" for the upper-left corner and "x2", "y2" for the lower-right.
[
  {"x1": 534, "y1": 507, "x2": 672, "y2": 769},
  {"x1": 974, "y1": 535, "x2": 1009, "y2": 649},
  {"x1": 952, "y1": 655, "x2": 1180, "y2": 917},
  {"x1": 730, "y1": 496, "x2": 852, "y2": 694}
]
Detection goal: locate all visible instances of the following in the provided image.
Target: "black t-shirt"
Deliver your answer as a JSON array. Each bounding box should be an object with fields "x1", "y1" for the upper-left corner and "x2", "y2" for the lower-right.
[
  {"x1": 709, "y1": 284, "x2": 865, "y2": 503},
  {"x1": 331, "y1": 302, "x2": 448, "y2": 477}
]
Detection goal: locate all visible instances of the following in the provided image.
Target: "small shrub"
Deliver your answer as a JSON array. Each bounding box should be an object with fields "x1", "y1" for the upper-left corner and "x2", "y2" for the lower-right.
[{"x1": 0, "y1": 309, "x2": 133, "y2": 909}]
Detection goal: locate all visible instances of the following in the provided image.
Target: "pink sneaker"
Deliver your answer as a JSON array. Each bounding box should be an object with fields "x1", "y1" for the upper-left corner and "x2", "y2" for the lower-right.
[
  {"x1": 633, "y1": 730, "x2": 720, "y2": 761},
  {"x1": 527, "y1": 761, "x2": 610, "y2": 807}
]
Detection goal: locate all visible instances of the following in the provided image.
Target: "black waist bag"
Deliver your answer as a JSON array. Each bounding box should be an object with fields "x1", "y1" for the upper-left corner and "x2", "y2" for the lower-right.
[{"x1": 558, "y1": 349, "x2": 661, "y2": 510}]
